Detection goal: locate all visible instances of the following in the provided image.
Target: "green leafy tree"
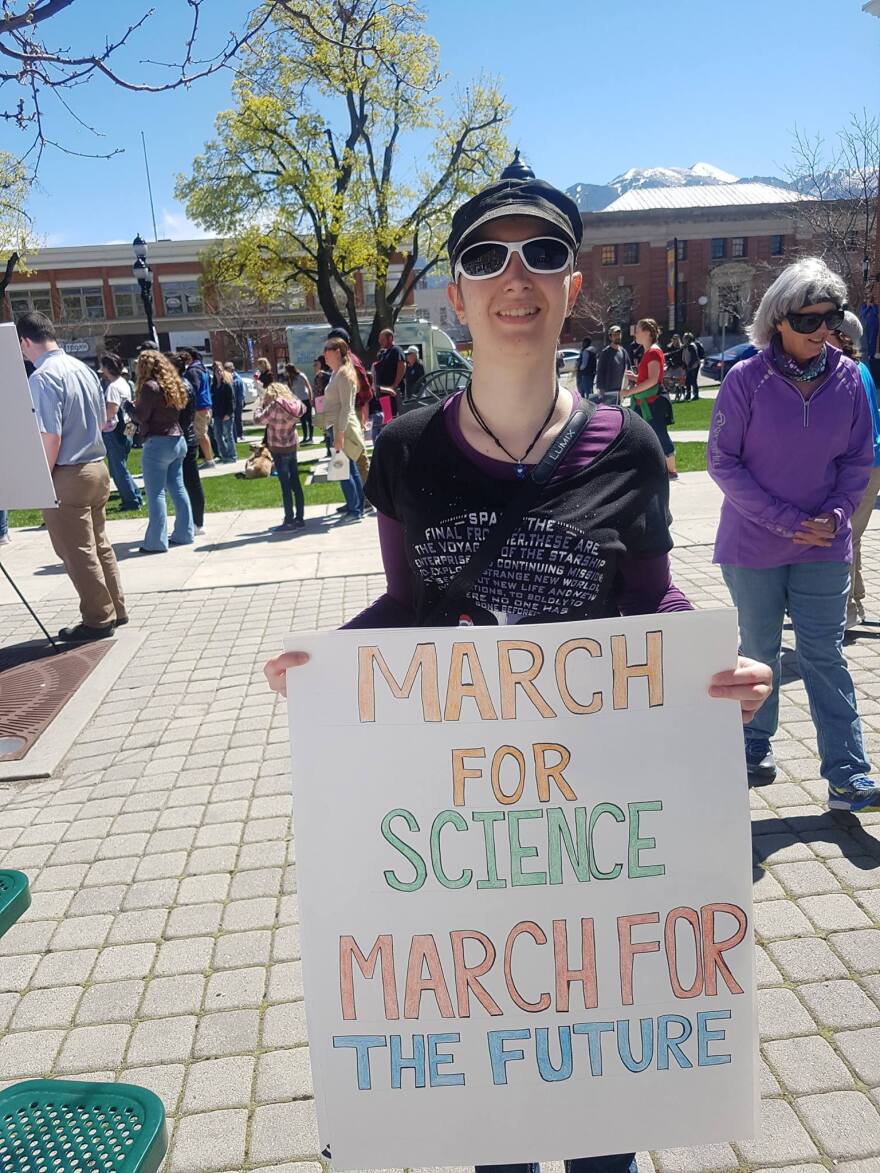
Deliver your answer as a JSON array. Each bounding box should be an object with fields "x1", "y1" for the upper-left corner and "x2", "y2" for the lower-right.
[{"x1": 177, "y1": 0, "x2": 510, "y2": 357}]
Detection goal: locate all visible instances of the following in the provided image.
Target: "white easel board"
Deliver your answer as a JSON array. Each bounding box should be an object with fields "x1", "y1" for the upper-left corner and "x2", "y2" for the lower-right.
[{"x1": 0, "y1": 321, "x2": 56, "y2": 510}]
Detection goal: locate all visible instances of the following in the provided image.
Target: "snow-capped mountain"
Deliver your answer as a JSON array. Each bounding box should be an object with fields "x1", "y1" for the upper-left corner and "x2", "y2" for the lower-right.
[
  {"x1": 609, "y1": 162, "x2": 739, "y2": 191},
  {"x1": 565, "y1": 162, "x2": 791, "y2": 212}
]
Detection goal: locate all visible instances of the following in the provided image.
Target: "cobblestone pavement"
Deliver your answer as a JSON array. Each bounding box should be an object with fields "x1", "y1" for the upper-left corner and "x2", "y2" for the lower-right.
[{"x1": 1, "y1": 534, "x2": 880, "y2": 1173}]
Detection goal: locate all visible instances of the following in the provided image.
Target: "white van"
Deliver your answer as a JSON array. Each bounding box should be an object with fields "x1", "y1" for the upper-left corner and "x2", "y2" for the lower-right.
[{"x1": 284, "y1": 319, "x2": 470, "y2": 378}]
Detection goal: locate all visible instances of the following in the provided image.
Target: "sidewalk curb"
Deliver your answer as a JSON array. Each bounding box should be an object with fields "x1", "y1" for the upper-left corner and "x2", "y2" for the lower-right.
[{"x1": 0, "y1": 627, "x2": 146, "y2": 784}]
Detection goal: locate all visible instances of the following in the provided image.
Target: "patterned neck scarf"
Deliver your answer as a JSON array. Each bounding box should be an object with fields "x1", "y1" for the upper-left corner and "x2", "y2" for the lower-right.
[{"x1": 769, "y1": 333, "x2": 829, "y2": 381}]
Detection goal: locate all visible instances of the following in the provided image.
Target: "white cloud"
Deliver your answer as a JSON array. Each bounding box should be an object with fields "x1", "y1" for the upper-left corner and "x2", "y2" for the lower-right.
[{"x1": 158, "y1": 206, "x2": 214, "y2": 240}]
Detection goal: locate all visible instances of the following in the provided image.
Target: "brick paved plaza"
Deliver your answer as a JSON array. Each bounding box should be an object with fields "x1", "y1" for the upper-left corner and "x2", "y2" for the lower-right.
[{"x1": 1, "y1": 496, "x2": 880, "y2": 1172}]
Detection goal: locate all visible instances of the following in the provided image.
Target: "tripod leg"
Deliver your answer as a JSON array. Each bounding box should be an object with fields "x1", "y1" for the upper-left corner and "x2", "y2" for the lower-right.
[{"x1": 0, "y1": 559, "x2": 61, "y2": 653}]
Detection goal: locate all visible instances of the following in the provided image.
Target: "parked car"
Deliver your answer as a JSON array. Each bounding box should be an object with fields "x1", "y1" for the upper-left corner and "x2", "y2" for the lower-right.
[
  {"x1": 239, "y1": 373, "x2": 258, "y2": 404},
  {"x1": 557, "y1": 348, "x2": 580, "y2": 374},
  {"x1": 702, "y1": 343, "x2": 758, "y2": 381}
]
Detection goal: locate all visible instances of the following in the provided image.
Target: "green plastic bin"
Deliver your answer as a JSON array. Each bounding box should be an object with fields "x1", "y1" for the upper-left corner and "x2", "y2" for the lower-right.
[
  {"x1": 0, "y1": 1079, "x2": 168, "y2": 1172},
  {"x1": 0, "y1": 870, "x2": 30, "y2": 940}
]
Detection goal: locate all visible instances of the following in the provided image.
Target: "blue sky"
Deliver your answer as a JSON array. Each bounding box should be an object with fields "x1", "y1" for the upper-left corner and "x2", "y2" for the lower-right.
[{"x1": 14, "y1": 0, "x2": 880, "y2": 248}]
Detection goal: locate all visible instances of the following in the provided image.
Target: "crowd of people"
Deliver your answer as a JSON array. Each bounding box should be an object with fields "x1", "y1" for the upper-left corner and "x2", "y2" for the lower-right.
[{"x1": 0, "y1": 311, "x2": 426, "y2": 619}]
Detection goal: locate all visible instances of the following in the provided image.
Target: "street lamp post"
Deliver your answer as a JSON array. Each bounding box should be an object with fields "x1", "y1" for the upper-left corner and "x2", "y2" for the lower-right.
[{"x1": 132, "y1": 234, "x2": 159, "y2": 348}]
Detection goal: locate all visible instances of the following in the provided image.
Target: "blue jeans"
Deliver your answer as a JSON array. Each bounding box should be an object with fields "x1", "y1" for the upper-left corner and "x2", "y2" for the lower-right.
[
  {"x1": 0, "y1": 509, "x2": 7, "y2": 538},
  {"x1": 477, "y1": 1157, "x2": 636, "y2": 1173},
  {"x1": 371, "y1": 411, "x2": 385, "y2": 443},
  {"x1": 340, "y1": 456, "x2": 365, "y2": 516},
  {"x1": 141, "y1": 435, "x2": 194, "y2": 551},
  {"x1": 721, "y1": 561, "x2": 871, "y2": 788},
  {"x1": 215, "y1": 416, "x2": 237, "y2": 461},
  {"x1": 576, "y1": 372, "x2": 594, "y2": 399},
  {"x1": 103, "y1": 429, "x2": 142, "y2": 509},
  {"x1": 271, "y1": 450, "x2": 304, "y2": 523}
]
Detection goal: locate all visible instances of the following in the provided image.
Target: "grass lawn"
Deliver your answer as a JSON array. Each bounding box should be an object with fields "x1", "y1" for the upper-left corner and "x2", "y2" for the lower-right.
[
  {"x1": 673, "y1": 441, "x2": 708, "y2": 472},
  {"x1": 7, "y1": 441, "x2": 344, "y2": 529},
  {"x1": 7, "y1": 432, "x2": 709, "y2": 529},
  {"x1": 668, "y1": 397, "x2": 715, "y2": 430}
]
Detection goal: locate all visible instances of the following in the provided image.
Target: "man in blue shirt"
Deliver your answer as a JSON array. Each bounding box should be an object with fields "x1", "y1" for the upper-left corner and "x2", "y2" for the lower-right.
[
  {"x1": 17, "y1": 311, "x2": 127, "y2": 641},
  {"x1": 180, "y1": 347, "x2": 214, "y2": 467}
]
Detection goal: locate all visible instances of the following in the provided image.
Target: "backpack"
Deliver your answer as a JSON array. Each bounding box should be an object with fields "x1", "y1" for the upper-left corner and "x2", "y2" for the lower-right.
[{"x1": 351, "y1": 354, "x2": 373, "y2": 413}]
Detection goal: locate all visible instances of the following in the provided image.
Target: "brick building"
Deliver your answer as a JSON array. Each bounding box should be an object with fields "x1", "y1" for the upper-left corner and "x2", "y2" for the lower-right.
[
  {"x1": 567, "y1": 183, "x2": 815, "y2": 345},
  {"x1": 1, "y1": 239, "x2": 225, "y2": 365},
  {"x1": 0, "y1": 238, "x2": 406, "y2": 369}
]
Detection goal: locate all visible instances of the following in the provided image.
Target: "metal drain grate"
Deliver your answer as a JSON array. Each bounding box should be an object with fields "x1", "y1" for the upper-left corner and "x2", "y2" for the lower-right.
[{"x1": 0, "y1": 641, "x2": 112, "y2": 761}]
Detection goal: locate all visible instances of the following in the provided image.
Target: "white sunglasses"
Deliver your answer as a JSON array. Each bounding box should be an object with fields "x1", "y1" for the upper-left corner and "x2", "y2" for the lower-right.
[{"x1": 453, "y1": 236, "x2": 574, "y2": 281}]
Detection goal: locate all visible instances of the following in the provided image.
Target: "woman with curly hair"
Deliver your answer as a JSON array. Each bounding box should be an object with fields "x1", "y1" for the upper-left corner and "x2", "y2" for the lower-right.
[{"x1": 133, "y1": 349, "x2": 194, "y2": 553}]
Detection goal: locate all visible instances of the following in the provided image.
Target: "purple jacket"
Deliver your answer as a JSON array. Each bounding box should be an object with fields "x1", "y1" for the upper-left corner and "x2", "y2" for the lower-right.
[{"x1": 708, "y1": 345, "x2": 872, "y2": 568}]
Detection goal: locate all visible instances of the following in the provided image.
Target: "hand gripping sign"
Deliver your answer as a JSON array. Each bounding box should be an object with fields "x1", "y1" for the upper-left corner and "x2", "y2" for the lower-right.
[{"x1": 285, "y1": 610, "x2": 759, "y2": 1170}]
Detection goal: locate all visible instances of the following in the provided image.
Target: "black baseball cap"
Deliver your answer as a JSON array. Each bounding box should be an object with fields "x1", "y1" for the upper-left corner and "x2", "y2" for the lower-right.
[{"x1": 447, "y1": 176, "x2": 583, "y2": 270}]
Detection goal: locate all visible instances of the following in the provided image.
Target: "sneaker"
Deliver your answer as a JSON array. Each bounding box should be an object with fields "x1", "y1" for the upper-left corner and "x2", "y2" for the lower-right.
[
  {"x1": 744, "y1": 738, "x2": 777, "y2": 783},
  {"x1": 827, "y1": 776, "x2": 880, "y2": 812},
  {"x1": 271, "y1": 522, "x2": 296, "y2": 533},
  {"x1": 194, "y1": 525, "x2": 205, "y2": 536},
  {"x1": 293, "y1": 518, "x2": 306, "y2": 529},
  {"x1": 200, "y1": 460, "x2": 216, "y2": 469},
  {"x1": 0, "y1": 533, "x2": 10, "y2": 546}
]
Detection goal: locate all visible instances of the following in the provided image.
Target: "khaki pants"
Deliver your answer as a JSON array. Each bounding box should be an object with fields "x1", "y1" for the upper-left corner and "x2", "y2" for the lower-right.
[
  {"x1": 43, "y1": 461, "x2": 127, "y2": 629},
  {"x1": 848, "y1": 464, "x2": 880, "y2": 620}
]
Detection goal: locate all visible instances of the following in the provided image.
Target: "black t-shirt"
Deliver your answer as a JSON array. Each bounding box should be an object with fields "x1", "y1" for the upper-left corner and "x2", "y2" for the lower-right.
[
  {"x1": 374, "y1": 345, "x2": 405, "y2": 388},
  {"x1": 365, "y1": 403, "x2": 672, "y2": 625}
]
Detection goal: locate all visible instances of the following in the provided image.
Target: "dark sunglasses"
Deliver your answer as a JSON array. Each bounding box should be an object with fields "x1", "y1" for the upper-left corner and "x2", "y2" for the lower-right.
[
  {"x1": 454, "y1": 236, "x2": 573, "y2": 281},
  {"x1": 785, "y1": 307, "x2": 844, "y2": 334}
]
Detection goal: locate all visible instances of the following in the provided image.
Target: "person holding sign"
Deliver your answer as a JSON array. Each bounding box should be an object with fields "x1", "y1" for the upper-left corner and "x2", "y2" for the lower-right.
[
  {"x1": 709, "y1": 258, "x2": 879, "y2": 812},
  {"x1": 265, "y1": 159, "x2": 771, "y2": 1173}
]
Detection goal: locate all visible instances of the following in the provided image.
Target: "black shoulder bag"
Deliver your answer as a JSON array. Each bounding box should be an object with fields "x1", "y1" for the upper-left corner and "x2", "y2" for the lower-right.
[{"x1": 422, "y1": 399, "x2": 596, "y2": 625}]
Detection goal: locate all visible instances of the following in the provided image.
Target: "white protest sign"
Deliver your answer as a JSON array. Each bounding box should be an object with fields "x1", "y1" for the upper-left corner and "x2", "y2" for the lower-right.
[
  {"x1": 0, "y1": 322, "x2": 56, "y2": 510},
  {"x1": 286, "y1": 610, "x2": 758, "y2": 1170}
]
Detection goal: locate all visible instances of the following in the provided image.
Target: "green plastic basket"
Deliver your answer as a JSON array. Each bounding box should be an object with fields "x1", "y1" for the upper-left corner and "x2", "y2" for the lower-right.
[
  {"x1": 0, "y1": 870, "x2": 30, "y2": 940},
  {"x1": 0, "y1": 1080, "x2": 168, "y2": 1173}
]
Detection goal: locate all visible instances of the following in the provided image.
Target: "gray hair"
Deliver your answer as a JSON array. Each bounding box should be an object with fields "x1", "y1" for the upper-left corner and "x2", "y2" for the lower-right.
[
  {"x1": 839, "y1": 309, "x2": 863, "y2": 347},
  {"x1": 746, "y1": 257, "x2": 848, "y2": 349}
]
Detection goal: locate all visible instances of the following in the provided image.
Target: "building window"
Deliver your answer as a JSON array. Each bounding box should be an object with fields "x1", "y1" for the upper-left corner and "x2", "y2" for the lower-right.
[
  {"x1": 161, "y1": 280, "x2": 203, "y2": 316},
  {"x1": 600, "y1": 245, "x2": 618, "y2": 266},
  {"x1": 622, "y1": 243, "x2": 640, "y2": 265},
  {"x1": 711, "y1": 238, "x2": 726, "y2": 261},
  {"x1": 60, "y1": 286, "x2": 105, "y2": 320},
  {"x1": 731, "y1": 237, "x2": 747, "y2": 259},
  {"x1": 770, "y1": 234, "x2": 785, "y2": 256},
  {"x1": 112, "y1": 285, "x2": 142, "y2": 319},
  {"x1": 7, "y1": 289, "x2": 52, "y2": 319},
  {"x1": 676, "y1": 240, "x2": 688, "y2": 261}
]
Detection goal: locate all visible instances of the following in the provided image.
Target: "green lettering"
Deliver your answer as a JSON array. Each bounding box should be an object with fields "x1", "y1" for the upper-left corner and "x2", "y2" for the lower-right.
[
  {"x1": 472, "y1": 810, "x2": 507, "y2": 889},
  {"x1": 508, "y1": 809, "x2": 546, "y2": 886},
  {"x1": 588, "y1": 802, "x2": 624, "y2": 880},
  {"x1": 430, "y1": 810, "x2": 473, "y2": 889},
  {"x1": 547, "y1": 806, "x2": 590, "y2": 884},
  {"x1": 380, "y1": 809, "x2": 427, "y2": 892},
  {"x1": 627, "y1": 801, "x2": 665, "y2": 878}
]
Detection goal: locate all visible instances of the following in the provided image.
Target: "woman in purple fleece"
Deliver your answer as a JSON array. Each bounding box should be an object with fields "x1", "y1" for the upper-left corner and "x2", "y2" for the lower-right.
[
  {"x1": 709, "y1": 257, "x2": 878, "y2": 813},
  {"x1": 265, "y1": 166, "x2": 771, "y2": 1173}
]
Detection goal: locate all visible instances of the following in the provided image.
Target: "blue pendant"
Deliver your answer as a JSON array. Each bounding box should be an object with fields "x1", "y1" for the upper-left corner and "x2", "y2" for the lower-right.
[{"x1": 514, "y1": 463, "x2": 526, "y2": 479}]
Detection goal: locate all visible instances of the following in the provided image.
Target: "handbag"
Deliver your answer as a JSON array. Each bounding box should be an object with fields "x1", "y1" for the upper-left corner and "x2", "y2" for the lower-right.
[
  {"x1": 422, "y1": 398, "x2": 596, "y2": 625},
  {"x1": 327, "y1": 451, "x2": 349, "y2": 481}
]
